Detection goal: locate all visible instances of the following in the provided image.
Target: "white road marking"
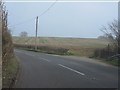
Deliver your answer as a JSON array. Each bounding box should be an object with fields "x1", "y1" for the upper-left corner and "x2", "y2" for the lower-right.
[
  {"x1": 15, "y1": 50, "x2": 22, "y2": 53},
  {"x1": 24, "y1": 52, "x2": 50, "y2": 62},
  {"x1": 15, "y1": 50, "x2": 34, "y2": 57},
  {"x1": 58, "y1": 64, "x2": 85, "y2": 76},
  {"x1": 15, "y1": 50, "x2": 50, "y2": 62},
  {"x1": 39, "y1": 57, "x2": 50, "y2": 62},
  {"x1": 24, "y1": 53, "x2": 35, "y2": 57}
]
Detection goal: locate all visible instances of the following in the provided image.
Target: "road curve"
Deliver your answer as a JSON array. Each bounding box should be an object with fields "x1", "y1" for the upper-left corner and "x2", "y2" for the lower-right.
[{"x1": 14, "y1": 49, "x2": 118, "y2": 88}]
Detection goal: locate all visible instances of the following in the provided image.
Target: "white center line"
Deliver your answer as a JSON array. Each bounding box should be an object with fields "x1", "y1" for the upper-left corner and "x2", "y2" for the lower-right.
[
  {"x1": 25, "y1": 53, "x2": 35, "y2": 57},
  {"x1": 16, "y1": 50, "x2": 50, "y2": 62},
  {"x1": 15, "y1": 50, "x2": 35, "y2": 57},
  {"x1": 39, "y1": 57, "x2": 50, "y2": 62},
  {"x1": 58, "y1": 64, "x2": 85, "y2": 76}
]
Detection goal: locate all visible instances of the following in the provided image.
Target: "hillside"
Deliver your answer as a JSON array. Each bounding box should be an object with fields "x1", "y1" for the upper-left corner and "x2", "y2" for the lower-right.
[
  {"x1": 13, "y1": 37, "x2": 108, "y2": 47},
  {"x1": 13, "y1": 37, "x2": 109, "y2": 56}
]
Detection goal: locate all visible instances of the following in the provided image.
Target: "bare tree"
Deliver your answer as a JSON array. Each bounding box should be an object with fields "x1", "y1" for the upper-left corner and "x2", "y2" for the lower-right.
[
  {"x1": 20, "y1": 31, "x2": 28, "y2": 37},
  {"x1": 100, "y1": 19, "x2": 120, "y2": 55}
]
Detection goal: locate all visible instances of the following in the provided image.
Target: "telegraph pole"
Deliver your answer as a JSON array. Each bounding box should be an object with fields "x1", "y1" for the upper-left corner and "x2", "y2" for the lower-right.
[{"x1": 35, "y1": 16, "x2": 38, "y2": 51}]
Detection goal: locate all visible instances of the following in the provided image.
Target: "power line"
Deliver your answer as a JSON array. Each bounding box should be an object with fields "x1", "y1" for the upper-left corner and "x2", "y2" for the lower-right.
[
  {"x1": 8, "y1": 17, "x2": 35, "y2": 28},
  {"x1": 38, "y1": 0, "x2": 57, "y2": 17},
  {"x1": 8, "y1": 0, "x2": 58, "y2": 28}
]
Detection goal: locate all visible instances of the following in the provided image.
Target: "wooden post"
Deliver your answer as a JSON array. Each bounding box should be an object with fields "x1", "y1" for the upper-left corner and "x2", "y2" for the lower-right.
[{"x1": 35, "y1": 16, "x2": 38, "y2": 51}]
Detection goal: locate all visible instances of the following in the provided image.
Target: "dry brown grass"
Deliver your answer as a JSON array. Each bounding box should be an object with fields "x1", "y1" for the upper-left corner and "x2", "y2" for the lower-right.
[{"x1": 13, "y1": 37, "x2": 109, "y2": 57}]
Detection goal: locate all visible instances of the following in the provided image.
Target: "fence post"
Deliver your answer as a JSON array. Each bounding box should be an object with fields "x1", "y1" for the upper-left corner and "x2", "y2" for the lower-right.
[{"x1": 107, "y1": 44, "x2": 110, "y2": 57}]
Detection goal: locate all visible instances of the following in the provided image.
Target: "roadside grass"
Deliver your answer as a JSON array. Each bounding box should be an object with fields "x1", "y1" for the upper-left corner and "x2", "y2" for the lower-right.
[
  {"x1": 0, "y1": 58, "x2": 1, "y2": 89},
  {"x1": 105, "y1": 59, "x2": 119, "y2": 66},
  {"x1": 15, "y1": 45, "x2": 74, "y2": 56},
  {"x1": 69, "y1": 47, "x2": 97, "y2": 57},
  {"x1": 89, "y1": 57, "x2": 119, "y2": 66},
  {"x1": 0, "y1": 29, "x2": 1, "y2": 89},
  {"x1": 101, "y1": 60, "x2": 119, "y2": 66},
  {"x1": 2, "y1": 56, "x2": 19, "y2": 88}
]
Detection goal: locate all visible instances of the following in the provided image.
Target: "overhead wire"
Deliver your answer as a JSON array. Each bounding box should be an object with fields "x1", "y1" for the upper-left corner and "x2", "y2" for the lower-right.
[
  {"x1": 8, "y1": 17, "x2": 35, "y2": 28},
  {"x1": 8, "y1": 0, "x2": 58, "y2": 28},
  {"x1": 38, "y1": 0, "x2": 57, "y2": 17}
]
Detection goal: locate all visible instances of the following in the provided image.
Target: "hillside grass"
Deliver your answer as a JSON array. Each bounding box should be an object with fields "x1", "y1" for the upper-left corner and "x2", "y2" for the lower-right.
[
  {"x1": 13, "y1": 37, "x2": 108, "y2": 47},
  {"x1": 13, "y1": 36, "x2": 109, "y2": 57}
]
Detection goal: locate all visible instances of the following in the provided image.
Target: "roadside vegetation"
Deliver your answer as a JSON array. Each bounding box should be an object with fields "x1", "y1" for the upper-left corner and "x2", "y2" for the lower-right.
[
  {"x1": 92, "y1": 20, "x2": 120, "y2": 66},
  {"x1": 13, "y1": 37, "x2": 109, "y2": 56},
  {"x1": 1, "y1": 2, "x2": 19, "y2": 88},
  {"x1": 0, "y1": 1, "x2": 2, "y2": 89}
]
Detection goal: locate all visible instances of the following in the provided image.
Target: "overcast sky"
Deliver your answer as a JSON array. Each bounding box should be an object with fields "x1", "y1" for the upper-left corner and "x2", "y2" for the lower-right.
[{"x1": 6, "y1": 1, "x2": 118, "y2": 38}]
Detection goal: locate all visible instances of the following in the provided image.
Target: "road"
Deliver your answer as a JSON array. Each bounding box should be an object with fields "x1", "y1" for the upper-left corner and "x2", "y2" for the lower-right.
[{"x1": 14, "y1": 49, "x2": 118, "y2": 88}]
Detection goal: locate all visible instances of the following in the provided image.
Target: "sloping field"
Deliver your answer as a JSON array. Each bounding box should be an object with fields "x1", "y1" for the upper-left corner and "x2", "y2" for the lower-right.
[{"x1": 12, "y1": 37, "x2": 109, "y2": 56}]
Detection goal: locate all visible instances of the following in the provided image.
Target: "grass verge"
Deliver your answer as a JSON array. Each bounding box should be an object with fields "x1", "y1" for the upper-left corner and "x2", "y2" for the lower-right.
[
  {"x1": 15, "y1": 47, "x2": 74, "y2": 56},
  {"x1": 104, "y1": 60, "x2": 119, "y2": 66},
  {"x1": 89, "y1": 57, "x2": 119, "y2": 66},
  {"x1": 2, "y1": 56, "x2": 19, "y2": 88}
]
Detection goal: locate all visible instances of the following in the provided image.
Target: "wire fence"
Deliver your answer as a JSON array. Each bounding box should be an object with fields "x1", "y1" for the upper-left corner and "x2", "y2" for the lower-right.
[{"x1": 93, "y1": 44, "x2": 118, "y2": 60}]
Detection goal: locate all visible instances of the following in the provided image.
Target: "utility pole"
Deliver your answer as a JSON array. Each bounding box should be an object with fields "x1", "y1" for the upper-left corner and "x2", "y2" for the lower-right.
[{"x1": 35, "y1": 16, "x2": 38, "y2": 51}]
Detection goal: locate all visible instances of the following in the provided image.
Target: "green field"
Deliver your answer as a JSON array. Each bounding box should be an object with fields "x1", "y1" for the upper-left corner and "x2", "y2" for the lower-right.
[{"x1": 12, "y1": 36, "x2": 109, "y2": 57}]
